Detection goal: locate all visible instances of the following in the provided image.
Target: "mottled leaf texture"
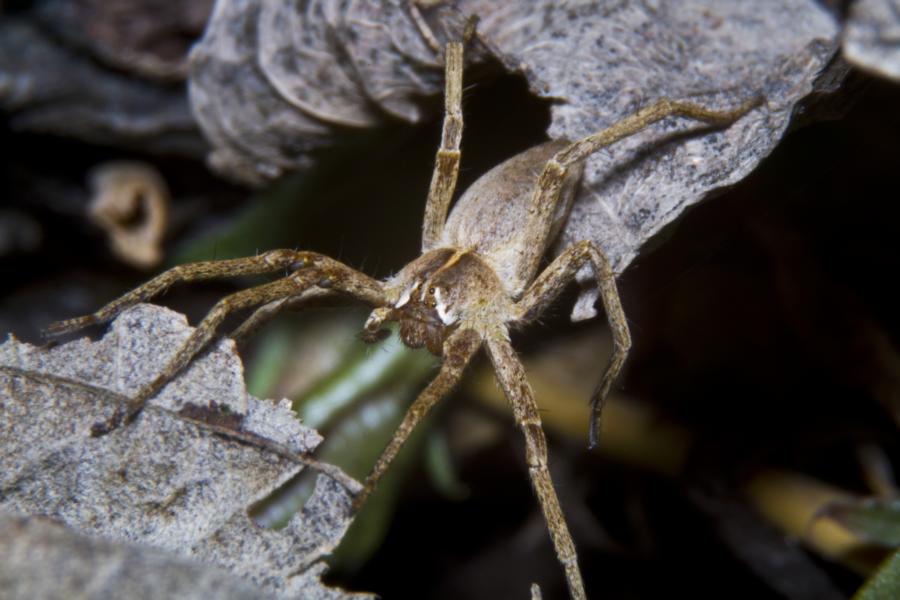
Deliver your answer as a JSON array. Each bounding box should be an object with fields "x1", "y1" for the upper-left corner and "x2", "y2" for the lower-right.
[
  {"x1": 466, "y1": 1, "x2": 838, "y2": 318},
  {"x1": 0, "y1": 304, "x2": 369, "y2": 600},
  {"x1": 0, "y1": 509, "x2": 273, "y2": 600},
  {"x1": 844, "y1": 0, "x2": 900, "y2": 82},
  {"x1": 188, "y1": 0, "x2": 476, "y2": 183},
  {"x1": 188, "y1": 0, "x2": 839, "y2": 317}
]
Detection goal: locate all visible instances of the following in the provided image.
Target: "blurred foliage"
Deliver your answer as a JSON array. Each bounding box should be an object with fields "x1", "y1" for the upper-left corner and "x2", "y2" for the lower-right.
[
  {"x1": 820, "y1": 499, "x2": 900, "y2": 547},
  {"x1": 246, "y1": 313, "x2": 440, "y2": 573},
  {"x1": 855, "y1": 549, "x2": 900, "y2": 600}
]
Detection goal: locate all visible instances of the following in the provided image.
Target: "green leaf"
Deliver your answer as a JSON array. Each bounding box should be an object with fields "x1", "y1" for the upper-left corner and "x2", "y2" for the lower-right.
[
  {"x1": 424, "y1": 430, "x2": 469, "y2": 500},
  {"x1": 820, "y1": 499, "x2": 900, "y2": 547},
  {"x1": 855, "y1": 548, "x2": 900, "y2": 600},
  {"x1": 247, "y1": 318, "x2": 438, "y2": 573},
  {"x1": 294, "y1": 325, "x2": 433, "y2": 429}
]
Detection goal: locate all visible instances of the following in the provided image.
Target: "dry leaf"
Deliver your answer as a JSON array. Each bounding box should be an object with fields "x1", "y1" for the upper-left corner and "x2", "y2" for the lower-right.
[
  {"x1": 88, "y1": 162, "x2": 170, "y2": 269},
  {"x1": 188, "y1": 0, "x2": 476, "y2": 183},
  {"x1": 467, "y1": 0, "x2": 838, "y2": 317},
  {"x1": 843, "y1": 0, "x2": 900, "y2": 81},
  {"x1": 1, "y1": 509, "x2": 277, "y2": 600},
  {"x1": 0, "y1": 304, "x2": 368, "y2": 599}
]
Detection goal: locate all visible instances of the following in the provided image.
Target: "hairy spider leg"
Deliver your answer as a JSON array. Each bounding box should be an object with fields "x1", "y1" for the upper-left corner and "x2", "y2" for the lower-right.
[
  {"x1": 517, "y1": 96, "x2": 763, "y2": 446},
  {"x1": 421, "y1": 41, "x2": 464, "y2": 251},
  {"x1": 353, "y1": 328, "x2": 482, "y2": 509},
  {"x1": 45, "y1": 249, "x2": 313, "y2": 336},
  {"x1": 47, "y1": 251, "x2": 388, "y2": 435},
  {"x1": 517, "y1": 96, "x2": 764, "y2": 285},
  {"x1": 229, "y1": 289, "x2": 338, "y2": 345},
  {"x1": 515, "y1": 241, "x2": 631, "y2": 448},
  {"x1": 487, "y1": 334, "x2": 587, "y2": 600}
]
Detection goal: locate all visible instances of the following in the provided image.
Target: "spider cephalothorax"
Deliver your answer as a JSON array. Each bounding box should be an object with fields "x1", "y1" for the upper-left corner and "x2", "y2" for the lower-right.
[
  {"x1": 371, "y1": 248, "x2": 511, "y2": 355},
  {"x1": 47, "y1": 34, "x2": 761, "y2": 600}
]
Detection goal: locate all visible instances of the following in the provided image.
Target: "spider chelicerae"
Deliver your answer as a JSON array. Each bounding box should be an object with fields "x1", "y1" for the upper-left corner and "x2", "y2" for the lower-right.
[{"x1": 48, "y1": 36, "x2": 761, "y2": 600}]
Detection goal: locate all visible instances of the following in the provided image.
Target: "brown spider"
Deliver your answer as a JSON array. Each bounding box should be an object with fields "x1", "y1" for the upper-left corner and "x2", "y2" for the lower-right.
[{"x1": 48, "y1": 38, "x2": 761, "y2": 599}]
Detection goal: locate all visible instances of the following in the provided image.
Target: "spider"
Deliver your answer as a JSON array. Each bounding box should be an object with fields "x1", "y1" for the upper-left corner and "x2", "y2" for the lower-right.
[{"x1": 47, "y1": 38, "x2": 761, "y2": 600}]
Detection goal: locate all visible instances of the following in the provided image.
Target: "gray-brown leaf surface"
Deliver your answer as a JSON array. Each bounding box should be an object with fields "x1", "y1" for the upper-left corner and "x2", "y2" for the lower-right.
[
  {"x1": 843, "y1": 0, "x2": 900, "y2": 81},
  {"x1": 467, "y1": 0, "x2": 839, "y2": 317},
  {"x1": 189, "y1": 0, "x2": 477, "y2": 183},
  {"x1": 0, "y1": 509, "x2": 274, "y2": 600},
  {"x1": 0, "y1": 304, "x2": 367, "y2": 599}
]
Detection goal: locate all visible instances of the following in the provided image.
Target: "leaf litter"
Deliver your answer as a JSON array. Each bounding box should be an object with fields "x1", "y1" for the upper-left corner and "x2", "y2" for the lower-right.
[{"x1": 0, "y1": 303, "x2": 369, "y2": 599}]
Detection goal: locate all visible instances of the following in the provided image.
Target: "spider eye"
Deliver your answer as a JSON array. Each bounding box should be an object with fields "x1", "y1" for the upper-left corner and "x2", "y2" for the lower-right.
[{"x1": 428, "y1": 287, "x2": 436, "y2": 295}]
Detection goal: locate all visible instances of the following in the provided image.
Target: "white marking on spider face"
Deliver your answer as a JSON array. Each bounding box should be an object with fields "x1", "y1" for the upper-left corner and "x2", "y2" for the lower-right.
[
  {"x1": 395, "y1": 281, "x2": 419, "y2": 308},
  {"x1": 434, "y1": 287, "x2": 457, "y2": 325},
  {"x1": 364, "y1": 311, "x2": 380, "y2": 330}
]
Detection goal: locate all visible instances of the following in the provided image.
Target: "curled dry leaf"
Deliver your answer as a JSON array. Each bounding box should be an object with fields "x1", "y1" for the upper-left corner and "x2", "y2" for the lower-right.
[
  {"x1": 0, "y1": 304, "x2": 369, "y2": 599},
  {"x1": 188, "y1": 0, "x2": 839, "y2": 317},
  {"x1": 88, "y1": 162, "x2": 170, "y2": 269},
  {"x1": 843, "y1": 0, "x2": 900, "y2": 82},
  {"x1": 188, "y1": 0, "x2": 480, "y2": 183}
]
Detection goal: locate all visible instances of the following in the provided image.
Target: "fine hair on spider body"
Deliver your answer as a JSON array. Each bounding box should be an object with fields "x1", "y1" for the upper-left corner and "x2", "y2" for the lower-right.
[{"x1": 47, "y1": 36, "x2": 762, "y2": 600}]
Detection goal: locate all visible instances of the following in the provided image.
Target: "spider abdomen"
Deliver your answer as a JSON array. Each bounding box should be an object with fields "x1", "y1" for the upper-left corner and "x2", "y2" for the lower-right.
[{"x1": 440, "y1": 140, "x2": 583, "y2": 298}]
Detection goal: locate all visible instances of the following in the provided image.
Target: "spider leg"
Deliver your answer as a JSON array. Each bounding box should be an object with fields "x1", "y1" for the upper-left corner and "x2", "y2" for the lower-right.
[
  {"x1": 45, "y1": 249, "x2": 318, "y2": 337},
  {"x1": 516, "y1": 96, "x2": 762, "y2": 284},
  {"x1": 421, "y1": 41, "x2": 464, "y2": 251},
  {"x1": 486, "y1": 334, "x2": 587, "y2": 600},
  {"x1": 353, "y1": 328, "x2": 481, "y2": 510},
  {"x1": 89, "y1": 255, "x2": 387, "y2": 436},
  {"x1": 515, "y1": 240, "x2": 631, "y2": 449},
  {"x1": 228, "y1": 288, "x2": 337, "y2": 345}
]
